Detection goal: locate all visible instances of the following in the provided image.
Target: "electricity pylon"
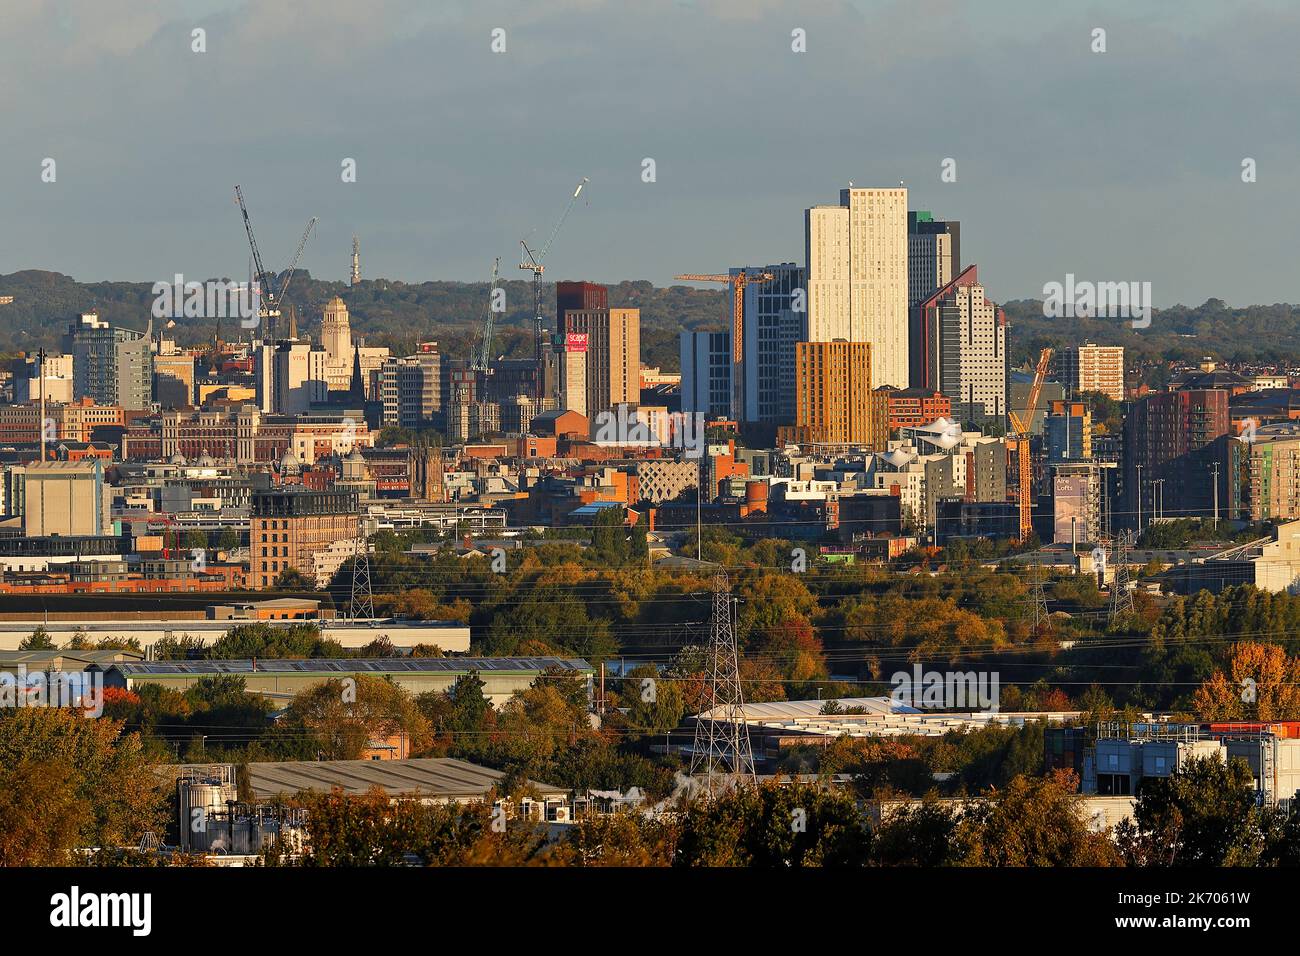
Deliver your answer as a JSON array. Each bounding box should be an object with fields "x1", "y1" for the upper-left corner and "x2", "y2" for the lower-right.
[
  {"x1": 1109, "y1": 531, "x2": 1135, "y2": 622},
  {"x1": 348, "y1": 510, "x2": 374, "y2": 621},
  {"x1": 689, "y1": 572, "x2": 755, "y2": 794},
  {"x1": 1027, "y1": 566, "x2": 1051, "y2": 637}
]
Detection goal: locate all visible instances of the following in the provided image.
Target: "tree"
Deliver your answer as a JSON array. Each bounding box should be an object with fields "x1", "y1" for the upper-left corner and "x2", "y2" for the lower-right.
[
  {"x1": 1116, "y1": 755, "x2": 1265, "y2": 866},
  {"x1": 1192, "y1": 641, "x2": 1300, "y2": 721},
  {"x1": 870, "y1": 798, "x2": 963, "y2": 866},
  {"x1": 0, "y1": 757, "x2": 84, "y2": 865},
  {"x1": 19, "y1": 626, "x2": 55, "y2": 650},
  {"x1": 282, "y1": 675, "x2": 431, "y2": 760},
  {"x1": 956, "y1": 771, "x2": 1119, "y2": 866},
  {"x1": 0, "y1": 708, "x2": 167, "y2": 858},
  {"x1": 672, "y1": 781, "x2": 872, "y2": 867},
  {"x1": 273, "y1": 567, "x2": 317, "y2": 591},
  {"x1": 620, "y1": 664, "x2": 686, "y2": 735}
]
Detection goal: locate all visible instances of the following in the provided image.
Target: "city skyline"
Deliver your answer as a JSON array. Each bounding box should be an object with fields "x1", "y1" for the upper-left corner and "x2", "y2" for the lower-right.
[{"x1": 3, "y1": 0, "x2": 1300, "y2": 308}]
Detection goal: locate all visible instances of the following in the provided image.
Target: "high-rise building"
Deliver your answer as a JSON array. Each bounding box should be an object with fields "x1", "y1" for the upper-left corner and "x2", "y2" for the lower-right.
[
  {"x1": 737, "y1": 263, "x2": 806, "y2": 424},
  {"x1": 790, "y1": 341, "x2": 876, "y2": 447},
  {"x1": 557, "y1": 332, "x2": 589, "y2": 417},
  {"x1": 14, "y1": 459, "x2": 113, "y2": 537},
  {"x1": 556, "y1": 282, "x2": 608, "y2": 329},
  {"x1": 1124, "y1": 389, "x2": 1229, "y2": 525},
  {"x1": 912, "y1": 266, "x2": 1006, "y2": 426},
  {"x1": 804, "y1": 186, "x2": 909, "y2": 388},
  {"x1": 273, "y1": 342, "x2": 328, "y2": 414},
  {"x1": 680, "y1": 331, "x2": 732, "y2": 419},
  {"x1": 908, "y1": 211, "x2": 960, "y2": 305},
  {"x1": 64, "y1": 313, "x2": 152, "y2": 411},
  {"x1": 1046, "y1": 400, "x2": 1093, "y2": 462},
  {"x1": 562, "y1": 308, "x2": 640, "y2": 422},
  {"x1": 1230, "y1": 424, "x2": 1300, "y2": 522},
  {"x1": 1055, "y1": 344, "x2": 1125, "y2": 402}
]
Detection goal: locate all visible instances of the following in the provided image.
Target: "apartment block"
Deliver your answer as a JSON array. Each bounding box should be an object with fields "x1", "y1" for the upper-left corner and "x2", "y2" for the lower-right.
[{"x1": 1055, "y1": 344, "x2": 1125, "y2": 401}]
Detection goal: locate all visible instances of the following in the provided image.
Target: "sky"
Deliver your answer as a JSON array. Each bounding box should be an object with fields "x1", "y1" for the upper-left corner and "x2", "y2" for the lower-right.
[{"x1": 2, "y1": 0, "x2": 1298, "y2": 308}]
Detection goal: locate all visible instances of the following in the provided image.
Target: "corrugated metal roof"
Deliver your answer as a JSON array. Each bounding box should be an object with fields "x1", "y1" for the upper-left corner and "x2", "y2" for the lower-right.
[
  {"x1": 238, "y1": 758, "x2": 565, "y2": 800},
  {"x1": 114, "y1": 656, "x2": 592, "y2": 677}
]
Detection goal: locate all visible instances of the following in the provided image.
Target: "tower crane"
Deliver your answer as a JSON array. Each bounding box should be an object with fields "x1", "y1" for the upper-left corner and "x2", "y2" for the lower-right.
[
  {"x1": 233, "y1": 185, "x2": 317, "y2": 341},
  {"x1": 673, "y1": 270, "x2": 775, "y2": 420},
  {"x1": 1007, "y1": 346, "x2": 1054, "y2": 541},
  {"x1": 472, "y1": 258, "x2": 501, "y2": 373},
  {"x1": 519, "y1": 177, "x2": 588, "y2": 399}
]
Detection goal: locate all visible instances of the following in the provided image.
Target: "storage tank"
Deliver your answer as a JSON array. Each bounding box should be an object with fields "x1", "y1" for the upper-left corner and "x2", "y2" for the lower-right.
[
  {"x1": 178, "y1": 769, "x2": 237, "y2": 853},
  {"x1": 744, "y1": 481, "x2": 769, "y2": 513}
]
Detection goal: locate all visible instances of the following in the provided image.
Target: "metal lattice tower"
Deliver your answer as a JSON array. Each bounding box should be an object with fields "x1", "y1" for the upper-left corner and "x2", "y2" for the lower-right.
[
  {"x1": 1027, "y1": 566, "x2": 1051, "y2": 636},
  {"x1": 348, "y1": 510, "x2": 374, "y2": 621},
  {"x1": 689, "y1": 572, "x2": 755, "y2": 794},
  {"x1": 1109, "y1": 531, "x2": 1135, "y2": 622}
]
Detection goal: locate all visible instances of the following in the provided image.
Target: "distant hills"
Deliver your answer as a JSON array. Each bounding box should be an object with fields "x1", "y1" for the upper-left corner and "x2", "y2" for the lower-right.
[{"x1": 2, "y1": 270, "x2": 1297, "y2": 373}]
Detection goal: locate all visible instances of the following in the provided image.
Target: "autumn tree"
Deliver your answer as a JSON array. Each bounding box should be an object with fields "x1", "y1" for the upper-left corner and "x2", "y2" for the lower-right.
[
  {"x1": 281, "y1": 675, "x2": 431, "y2": 760},
  {"x1": 1192, "y1": 641, "x2": 1300, "y2": 721},
  {"x1": 0, "y1": 708, "x2": 167, "y2": 860}
]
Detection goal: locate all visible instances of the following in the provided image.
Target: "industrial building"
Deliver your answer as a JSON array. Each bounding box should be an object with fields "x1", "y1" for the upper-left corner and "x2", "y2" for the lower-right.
[
  {"x1": 1083, "y1": 722, "x2": 1300, "y2": 808},
  {"x1": 687, "y1": 697, "x2": 1079, "y2": 765},
  {"x1": 107, "y1": 656, "x2": 593, "y2": 704}
]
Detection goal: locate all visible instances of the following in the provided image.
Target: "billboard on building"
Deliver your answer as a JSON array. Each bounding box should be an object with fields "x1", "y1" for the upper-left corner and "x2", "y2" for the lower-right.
[
  {"x1": 1053, "y1": 474, "x2": 1088, "y2": 544},
  {"x1": 565, "y1": 332, "x2": 589, "y2": 353}
]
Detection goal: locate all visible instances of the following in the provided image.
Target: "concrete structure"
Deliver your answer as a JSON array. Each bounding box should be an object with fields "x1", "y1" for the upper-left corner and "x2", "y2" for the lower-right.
[
  {"x1": 690, "y1": 696, "x2": 1078, "y2": 765},
  {"x1": 153, "y1": 351, "x2": 196, "y2": 408},
  {"x1": 1055, "y1": 344, "x2": 1125, "y2": 402},
  {"x1": 0, "y1": 618, "x2": 471, "y2": 653},
  {"x1": 1124, "y1": 388, "x2": 1229, "y2": 524},
  {"x1": 1046, "y1": 400, "x2": 1093, "y2": 462},
  {"x1": 107, "y1": 656, "x2": 592, "y2": 706},
  {"x1": 318, "y1": 296, "x2": 388, "y2": 392},
  {"x1": 234, "y1": 757, "x2": 567, "y2": 802},
  {"x1": 805, "y1": 186, "x2": 909, "y2": 388},
  {"x1": 12, "y1": 459, "x2": 112, "y2": 536}
]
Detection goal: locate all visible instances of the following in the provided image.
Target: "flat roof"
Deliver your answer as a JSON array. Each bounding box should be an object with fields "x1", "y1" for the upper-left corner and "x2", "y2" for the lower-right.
[
  {"x1": 181, "y1": 758, "x2": 565, "y2": 801},
  {"x1": 114, "y1": 656, "x2": 592, "y2": 677}
]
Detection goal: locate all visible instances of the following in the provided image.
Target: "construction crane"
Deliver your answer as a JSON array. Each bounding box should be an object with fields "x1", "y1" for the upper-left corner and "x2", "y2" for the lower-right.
[
  {"x1": 234, "y1": 185, "x2": 317, "y2": 341},
  {"x1": 1007, "y1": 346, "x2": 1054, "y2": 541},
  {"x1": 673, "y1": 270, "x2": 775, "y2": 419},
  {"x1": 472, "y1": 258, "x2": 501, "y2": 373},
  {"x1": 519, "y1": 177, "x2": 589, "y2": 399}
]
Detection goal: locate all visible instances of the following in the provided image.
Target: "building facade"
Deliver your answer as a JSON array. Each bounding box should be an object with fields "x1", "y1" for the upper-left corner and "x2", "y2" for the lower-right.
[{"x1": 250, "y1": 488, "x2": 359, "y2": 590}]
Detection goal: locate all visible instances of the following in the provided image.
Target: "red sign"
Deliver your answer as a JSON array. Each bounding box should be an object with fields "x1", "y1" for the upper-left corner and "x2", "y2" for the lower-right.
[{"x1": 566, "y1": 332, "x2": 589, "y2": 353}]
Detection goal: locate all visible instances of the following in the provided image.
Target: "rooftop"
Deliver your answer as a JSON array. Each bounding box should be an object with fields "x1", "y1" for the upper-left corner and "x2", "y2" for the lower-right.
[
  {"x1": 213, "y1": 757, "x2": 565, "y2": 800},
  {"x1": 113, "y1": 656, "x2": 593, "y2": 677}
]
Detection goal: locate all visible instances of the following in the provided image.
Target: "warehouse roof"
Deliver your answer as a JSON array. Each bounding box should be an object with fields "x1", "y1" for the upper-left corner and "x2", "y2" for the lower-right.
[
  {"x1": 112, "y1": 656, "x2": 592, "y2": 677},
  {"x1": 178, "y1": 758, "x2": 565, "y2": 801}
]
